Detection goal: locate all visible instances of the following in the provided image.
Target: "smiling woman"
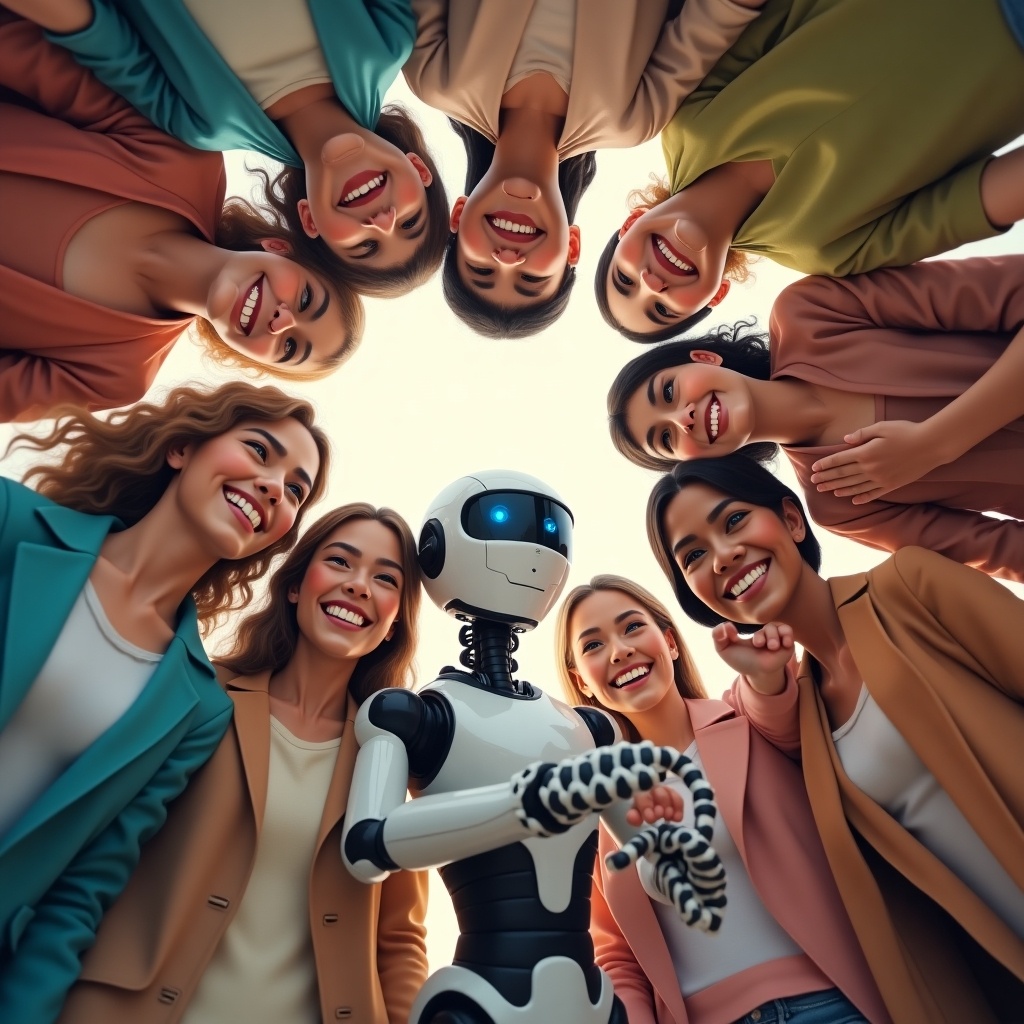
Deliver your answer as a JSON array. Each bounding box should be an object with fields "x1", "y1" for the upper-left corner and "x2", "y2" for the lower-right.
[
  {"x1": 0, "y1": 16, "x2": 363, "y2": 422},
  {"x1": 0, "y1": 381, "x2": 330, "y2": 1023},
  {"x1": 54, "y1": 504, "x2": 429, "y2": 1024}
]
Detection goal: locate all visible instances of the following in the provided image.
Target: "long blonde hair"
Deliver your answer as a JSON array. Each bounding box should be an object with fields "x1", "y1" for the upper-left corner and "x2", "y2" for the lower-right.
[
  {"x1": 555, "y1": 574, "x2": 706, "y2": 737},
  {"x1": 12, "y1": 382, "x2": 331, "y2": 630},
  {"x1": 217, "y1": 503, "x2": 422, "y2": 704}
]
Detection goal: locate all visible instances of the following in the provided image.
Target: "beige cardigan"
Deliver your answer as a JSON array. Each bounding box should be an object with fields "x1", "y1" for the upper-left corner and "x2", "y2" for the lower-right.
[{"x1": 403, "y1": 0, "x2": 764, "y2": 158}]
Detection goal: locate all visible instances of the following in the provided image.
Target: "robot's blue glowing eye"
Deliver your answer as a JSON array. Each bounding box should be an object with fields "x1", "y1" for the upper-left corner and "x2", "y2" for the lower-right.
[
  {"x1": 489, "y1": 505, "x2": 510, "y2": 524},
  {"x1": 543, "y1": 517, "x2": 557, "y2": 534}
]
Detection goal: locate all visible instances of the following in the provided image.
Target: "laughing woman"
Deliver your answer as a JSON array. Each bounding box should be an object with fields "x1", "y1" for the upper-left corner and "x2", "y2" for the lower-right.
[
  {"x1": 404, "y1": 0, "x2": 767, "y2": 337},
  {"x1": 647, "y1": 454, "x2": 1024, "y2": 1023},
  {"x1": 596, "y1": 0, "x2": 1024, "y2": 341},
  {"x1": 56, "y1": 503, "x2": 428, "y2": 1024},
  {"x1": 0, "y1": 382, "x2": 329, "y2": 1024},
  {"x1": 14, "y1": 0, "x2": 449, "y2": 298},
  {"x1": 0, "y1": 16, "x2": 361, "y2": 422},
  {"x1": 556, "y1": 575, "x2": 888, "y2": 1024},
  {"x1": 608, "y1": 255, "x2": 1024, "y2": 583}
]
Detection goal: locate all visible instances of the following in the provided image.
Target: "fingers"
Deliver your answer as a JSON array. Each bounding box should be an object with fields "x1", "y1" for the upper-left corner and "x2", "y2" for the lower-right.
[
  {"x1": 752, "y1": 622, "x2": 794, "y2": 652},
  {"x1": 711, "y1": 621, "x2": 739, "y2": 652}
]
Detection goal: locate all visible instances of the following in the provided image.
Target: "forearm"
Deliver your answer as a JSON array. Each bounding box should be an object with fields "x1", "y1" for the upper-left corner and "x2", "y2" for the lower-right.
[
  {"x1": 2, "y1": 0, "x2": 92, "y2": 34},
  {"x1": 980, "y1": 145, "x2": 1024, "y2": 229}
]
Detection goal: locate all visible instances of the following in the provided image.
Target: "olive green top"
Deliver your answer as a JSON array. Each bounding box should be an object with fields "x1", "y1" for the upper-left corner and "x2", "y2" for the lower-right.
[{"x1": 661, "y1": 0, "x2": 1024, "y2": 276}]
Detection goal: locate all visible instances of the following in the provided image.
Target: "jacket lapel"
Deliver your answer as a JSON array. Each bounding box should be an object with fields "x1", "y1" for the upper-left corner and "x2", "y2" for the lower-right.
[
  {"x1": 226, "y1": 672, "x2": 272, "y2": 832},
  {"x1": 0, "y1": 505, "x2": 115, "y2": 727},
  {"x1": 315, "y1": 695, "x2": 358, "y2": 851}
]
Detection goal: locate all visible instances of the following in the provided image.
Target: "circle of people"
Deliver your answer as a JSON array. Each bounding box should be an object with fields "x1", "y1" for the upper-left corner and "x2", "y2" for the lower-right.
[{"x1": 1, "y1": 1, "x2": 1023, "y2": 1022}]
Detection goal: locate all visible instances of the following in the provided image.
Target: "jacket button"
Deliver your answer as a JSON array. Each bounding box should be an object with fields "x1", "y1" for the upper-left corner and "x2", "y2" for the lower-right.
[
  {"x1": 335, "y1": 1009, "x2": 352, "y2": 1019},
  {"x1": 158, "y1": 987, "x2": 180, "y2": 1005},
  {"x1": 323, "y1": 913, "x2": 339, "y2": 925},
  {"x1": 750, "y1": 1011, "x2": 761, "y2": 1022},
  {"x1": 207, "y1": 895, "x2": 230, "y2": 910}
]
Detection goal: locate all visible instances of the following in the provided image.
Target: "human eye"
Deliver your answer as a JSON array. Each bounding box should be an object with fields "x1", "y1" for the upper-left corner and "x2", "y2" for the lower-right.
[
  {"x1": 615, "y1": 268, "x2": 634, "y2": 288},
  {"x1": 581, "y1": 639, "x2": 602, "y2": 654},
  {"x1": 243, "y1": 439, "x2": 267, "y2": 461},
  {"x1": 467, "y1": 264, "x2": 494, "y2": 277},
  {"x1": 624, "y1": 620, "x2": 645, "y2": 634},
  {"x1": 662, "y1": 378, "x2": 674, "y2": 404},
  {"x1": 356, "y1": 240, "x2": 378, "y2": 255},
  {"x1": 286, "y1": 481, "x2": 305, "y2": 501},
  {"x1": 654, "y1": 302, "x2": 680, "y2": 320},
  {"x1": 521, "y1": 274, "x2": 547, "y2": 284},
  {"x1": 681, "y1": 547, "x2": 705, "y2": 570},
  {"x1": 660, "y1": 428, "x2": 673, "y2": 454},
  {"x1": 299, "y1": 284, "x2": 312, "y2": 312},
  {"x1": 725, "y1": 510, "x2": 749, "y2": 531},
  {"x1": 401, "y1": 211, "x2": 422, "y2": 231},
  {"x1": 277, "y1": 338, "x2": 297, "y2": 364},
  {"x1": 376, "y1": 572, "x2": 399, "y2": 587},
  {"x1": 327, "y1": 555, "x2": 350, "y2": 568}
]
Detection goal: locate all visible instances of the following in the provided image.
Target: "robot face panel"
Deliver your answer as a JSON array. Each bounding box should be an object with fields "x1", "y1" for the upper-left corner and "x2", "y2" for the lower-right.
[{"x1": 419, "y1": 472, "x2": 574, "y2": 629}]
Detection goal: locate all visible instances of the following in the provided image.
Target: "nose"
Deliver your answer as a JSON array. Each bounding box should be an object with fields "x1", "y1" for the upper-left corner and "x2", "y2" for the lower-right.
[
  {"x1": 640, "y1": 269, "x2": 667, "y2": 293},
  {"x1": 681, "y1": 402, "x2": 696, "y2": 431},
  {"x1": 267, "y1": 303, "x2": 296, "y2": 334},
  {"x1": 492, "y1": 248, "x2": 526, "y2": 266},
  {"x1": 345, "y1": 570, "x2": 371, "y2": 599},
  {"x1": 609, "y1": 637, "x2": 635, "y2": 663},
  {"x1": 713, "y1": 537, "x2": 744, "y2": 576},
  {"x1": 255, "y1": 476, "x2": 283, "y2": 508},
  {"x1": 367, "y1": 207, "x2": 397, "y2": 234}
]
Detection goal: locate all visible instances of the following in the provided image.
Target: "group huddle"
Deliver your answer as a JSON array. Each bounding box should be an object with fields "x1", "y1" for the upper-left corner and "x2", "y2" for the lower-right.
[{"x1": 1, "y1": 1, "x2": 1024, "y2": 1023}]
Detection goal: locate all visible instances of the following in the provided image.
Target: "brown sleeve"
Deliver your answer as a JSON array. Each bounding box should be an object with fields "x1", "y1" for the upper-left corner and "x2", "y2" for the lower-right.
[{"x1": 376, "y1": 868, "x2": 429, "y2": 1024}]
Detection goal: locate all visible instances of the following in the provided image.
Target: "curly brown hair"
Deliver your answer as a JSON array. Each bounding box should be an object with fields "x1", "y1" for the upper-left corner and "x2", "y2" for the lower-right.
[
  {"x1": 227, "y1": 105, "x2": 449, "y2": 300},
  {"x1": 12, "y1": 382, "x2": 331, "y2": 631},
  {"x1": 217, "y1": 503, "x2": 422, "y2": 704}
]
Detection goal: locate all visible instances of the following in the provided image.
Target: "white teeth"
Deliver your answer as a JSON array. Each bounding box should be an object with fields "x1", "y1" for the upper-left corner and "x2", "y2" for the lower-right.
[
  {"x1": 343, "y1": 174, "x2": 385, "y2": 203},
  {"x1": 709, "y1": 397, "x2": 720, "y2": 439},
  {"x1": 239, "y1": 284, "x2": 259, "y2": 328},
  {"x1": 730, "y1": 563, "x2": 767, "y2": 598},
  {"x1": 656, "y1": 237, "x2": 695, "y2": 272},
  {"x1": 324, "y1": 605, "x2": 366, "y2": 627},
  {"x1": 613, "y1": 665, "x2": 650, "y2": 687},
  {"x1": 224, "y1": 490, "x2": 262, "y2": 530},
  {"x1": 489, "y1": 217, "x2": 537, "y2": 235}
]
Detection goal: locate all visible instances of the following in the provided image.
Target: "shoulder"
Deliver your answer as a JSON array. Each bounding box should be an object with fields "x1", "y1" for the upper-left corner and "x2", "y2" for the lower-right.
[{"x1": 0, "y1": 479, "x2": 70, "y2": 548}]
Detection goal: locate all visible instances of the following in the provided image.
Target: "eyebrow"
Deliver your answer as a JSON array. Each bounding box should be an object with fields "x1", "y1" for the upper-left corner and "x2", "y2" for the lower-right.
[
  {"x1": 611, "y1": 271, "x2": 630, "y2": 297},
  {"x1": 311, "y1": 288, "x2": 330, "y2": 321},
  {"x1": 296, "y1": 340, "x2": 313, "y2": 365},
  {"x1": 325, "y1": 540, "x2": 404, "y2": 574},
  {"x1": 250, "y1": 427, "x2": 314, "y2": 490},
  {"x1": 577, "y1": 608, "x2": 646, "y2": 642},
  {"x1": 514, "y1": 284, "x2": 542, "y2": 298},
  {"x1": 671, "y1": 498, "x2": 738, "y2": 555}
]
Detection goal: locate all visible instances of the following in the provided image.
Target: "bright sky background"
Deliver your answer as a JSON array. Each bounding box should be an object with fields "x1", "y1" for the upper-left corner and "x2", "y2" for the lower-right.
[{"x1": 2, "y1": 73, "x2": 1022, "y2": 971}]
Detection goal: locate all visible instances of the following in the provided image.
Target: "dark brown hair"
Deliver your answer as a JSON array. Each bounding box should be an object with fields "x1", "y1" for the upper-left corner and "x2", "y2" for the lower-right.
[
  {"x1": 217, "y1": 503, "x2": 422, "y2": 704},
  {"x1": 13, "y1": 382, "x2": 331, "y2": 630}
]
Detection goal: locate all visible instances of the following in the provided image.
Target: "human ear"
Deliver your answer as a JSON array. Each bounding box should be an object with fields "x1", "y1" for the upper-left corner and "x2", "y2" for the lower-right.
[
  {"x1": 780, "y1": 497, "x2": 807, "y2": 543},
  {"x1": 296, "y1": 199, "x2": 319, "y2": 238},
  {"x1": 260, "y1": 237, "x2": 293, "y2": 256},
  {"x1": 664, "y1": 627, "x2": 680, "y2": 660},
  {"x1": 384, "y1": 618, "x2": 399, "y2": 642},
  {"x1": 406, "y1": 153, "x2": 433, "y2": 187},
  {"x1": 287, "y1": 585, "x2": 299, "y2": 604},
  {"x1": 618, "y1": 206, "x2": 646, "y2": 239},
  {"x1": 708, "y1": 280, "x2": 731, "y2": 307},
  {"x1": 569, "y1": 666, "x2": 591, "y2": 698},
  {"x1": 567, "y1": 225, "x2": 582, "y2": 266},
  {"x1": 449, "y1": 195, "x2": 468, "y2": 233},
  {"x1": 689, "y1": 350, "x2": 724, "y2": 366},
  {"x1": 165, "y1": 441, "x2": 192, "y2": 470}
]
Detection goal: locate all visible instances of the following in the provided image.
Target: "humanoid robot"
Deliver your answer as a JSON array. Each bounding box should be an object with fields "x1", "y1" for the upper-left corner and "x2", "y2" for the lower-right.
[{"x1": 342, "y1": 471, "x2": 725, "y2": 1024}]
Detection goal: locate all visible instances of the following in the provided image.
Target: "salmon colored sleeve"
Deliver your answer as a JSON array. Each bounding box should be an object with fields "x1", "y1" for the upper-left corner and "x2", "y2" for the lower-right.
[
  {"x1": 592, "y1": 826, "x2": 659, "y2": 1024},
  {"x1": 376, "y1": 868, "x2": 429, "y2": 1024},
  {"x1": 721, "y1": 661, "x2": 802, "y2": 757}
]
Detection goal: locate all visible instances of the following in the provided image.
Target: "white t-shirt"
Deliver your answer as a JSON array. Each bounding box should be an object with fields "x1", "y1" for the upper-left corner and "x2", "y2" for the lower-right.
[{"x1": 504, "y1": 0, "x2": 577, "y2": 96}]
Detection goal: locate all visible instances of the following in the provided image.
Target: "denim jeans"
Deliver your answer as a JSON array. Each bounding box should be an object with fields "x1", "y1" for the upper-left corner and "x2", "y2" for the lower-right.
[{"x1": 734, "y1": 988, "x2": 867, "y2": 1024}]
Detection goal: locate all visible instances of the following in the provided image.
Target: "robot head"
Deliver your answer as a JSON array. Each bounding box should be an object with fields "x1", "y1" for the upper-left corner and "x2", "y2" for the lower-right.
[{"x1": 418, "y1": 470, "x2": 574, "y2": 630}]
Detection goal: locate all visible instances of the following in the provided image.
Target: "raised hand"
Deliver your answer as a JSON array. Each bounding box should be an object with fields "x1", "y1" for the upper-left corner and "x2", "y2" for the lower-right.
[{"x1": 712, "y1": 621, "x2": 793, "y2": 693}]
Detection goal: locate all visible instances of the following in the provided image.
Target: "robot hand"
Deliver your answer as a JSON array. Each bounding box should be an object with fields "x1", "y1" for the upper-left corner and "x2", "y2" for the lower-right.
[
  {"x1": 510, "y1": 740, "x2": 700, "y2": 837},
  {"x1": 605, "y1": 820, "x2": 727, "y2": 932}
]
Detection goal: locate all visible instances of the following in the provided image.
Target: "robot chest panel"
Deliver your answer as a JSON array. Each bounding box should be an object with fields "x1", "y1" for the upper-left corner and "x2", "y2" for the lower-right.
[{"x1": 420, "y1": 681, "x2": 595, "y2": 794}]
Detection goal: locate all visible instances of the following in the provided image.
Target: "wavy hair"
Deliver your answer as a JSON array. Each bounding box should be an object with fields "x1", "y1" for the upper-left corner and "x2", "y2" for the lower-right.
[
  {"x1": 12, "y1": 382, "x2": 331, "y2": 630},
  {"x1": 217, "y1": 503, "x2": 422, "y2": 704},
  {"x1": 442, "y1": 118, "x2": 597, "y2": 339},
  {"x1": 231, "y1": 105, "x2": 449, "y2": 300},
  {"x1": 556, "y1": 574, "x2": 706, "y2": 739},
  {"x1": 646, "y1": 455, "x2": 821, "y2": 632},
  {"x1": 607, "y1": 320, "x2": 779, "y2": 470},
  {"x1": 595, "y1": 176, "x2": 755, "y2": 343}
]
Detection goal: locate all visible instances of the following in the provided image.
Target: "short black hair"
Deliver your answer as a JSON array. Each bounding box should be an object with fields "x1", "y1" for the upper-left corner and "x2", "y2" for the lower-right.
[
  {"x1": 646, "y1": 454, "x2": 822, "y2": 632},
  {"x1": 442, "y1": 119, "x2": 596, "y2": 339},
  {"x1": 607, "y1": 322, "x2": 779, "y2": 470}
]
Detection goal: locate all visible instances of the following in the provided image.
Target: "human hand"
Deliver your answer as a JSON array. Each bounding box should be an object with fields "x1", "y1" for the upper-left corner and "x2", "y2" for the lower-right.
[
  {"x1": 712, "y1": 621, "x2": 793, "y2": 693},
  {"x1": 626, "y1": 783, "x2": 684, "y2": 826},
  {"x1": 809, "y1": 420, "x2": 946, "y2": 503}
]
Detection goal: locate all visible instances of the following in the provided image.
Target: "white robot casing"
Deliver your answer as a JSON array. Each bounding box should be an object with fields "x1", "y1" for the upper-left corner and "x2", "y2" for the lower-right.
[{"x1": 418, "y1": 469, "x2": 573, "y2": 630}]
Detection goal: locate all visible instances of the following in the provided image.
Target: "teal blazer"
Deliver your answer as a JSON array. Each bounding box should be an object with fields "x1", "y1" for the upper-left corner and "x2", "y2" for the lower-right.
[
  {"x1": 0, "y1": 479, "x2": 233, "y2": 1024},
  {"x1": 47, "y1": 0, "x2": 416, "y2": 166}
]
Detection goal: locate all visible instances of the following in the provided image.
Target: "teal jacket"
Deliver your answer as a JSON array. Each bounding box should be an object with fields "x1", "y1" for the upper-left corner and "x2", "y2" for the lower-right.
[
  {"x1": 0, "y1": 479, "x2": 233, "y2": 1024},
  {"x1": 47, "y1": 0, "x2": 416, "y2": 166}
]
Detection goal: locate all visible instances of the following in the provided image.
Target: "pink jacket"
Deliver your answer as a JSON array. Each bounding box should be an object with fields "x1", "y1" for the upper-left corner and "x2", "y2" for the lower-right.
[
  {"x1": 591, "y1": 692, "x2": 890, "y2": 1024},
  {"x1": 769, "y1": 256, "x2": 1024, "y2": 582}
]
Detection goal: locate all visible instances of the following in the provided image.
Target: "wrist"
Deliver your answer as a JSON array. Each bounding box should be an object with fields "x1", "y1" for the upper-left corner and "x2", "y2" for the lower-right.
[{"x1": 742, "y1": 668, "x2": 786, "y2": 696}]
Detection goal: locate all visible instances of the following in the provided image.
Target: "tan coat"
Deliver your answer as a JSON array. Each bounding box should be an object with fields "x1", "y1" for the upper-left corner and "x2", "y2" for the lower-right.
[
  {"x1": 403, "y1": 0, "x2": 764, "y2": 158},
  {"x1": 57, "y1": 672, "x2": 429, "y2": 1024},
  {"x1": 777, "y1": 548, "x2": 1024, "y2": 1023}
]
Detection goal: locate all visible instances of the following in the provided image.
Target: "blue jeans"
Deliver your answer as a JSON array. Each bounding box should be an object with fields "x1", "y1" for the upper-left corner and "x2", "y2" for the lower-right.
[{"x1": 734, "y1": 988, "x2": 867, "y2": 1024}]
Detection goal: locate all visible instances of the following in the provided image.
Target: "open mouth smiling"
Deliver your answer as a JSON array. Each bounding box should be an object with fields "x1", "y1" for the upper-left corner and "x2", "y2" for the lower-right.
[
  {"x1": 224, "y1": 487, "x2": 265, "y2": 533},
  {"x1": 237, "y1": 275, "x2": 264, "y2": 337},
  {"x1": 706, "y1": 393, "x2": 722, "y2": 443},
  {"x1": 486, "y1": 211, "x2": 543, "y2": 244},
  {"x1": 339, "y1": 170, "x2": 387, "y2": 208},
  {"x1": 321, "y1": 601, "x2": 371, "y2": 629},
  {"x1": 724, "y1": 560, "x2": 770, "y2": 600},
  {"x1": 651, "y1": 235, "x2": 697, "y2": 277},
  {"x1": 611, "y1": 664, "x2": 651, "y2": 689}
]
